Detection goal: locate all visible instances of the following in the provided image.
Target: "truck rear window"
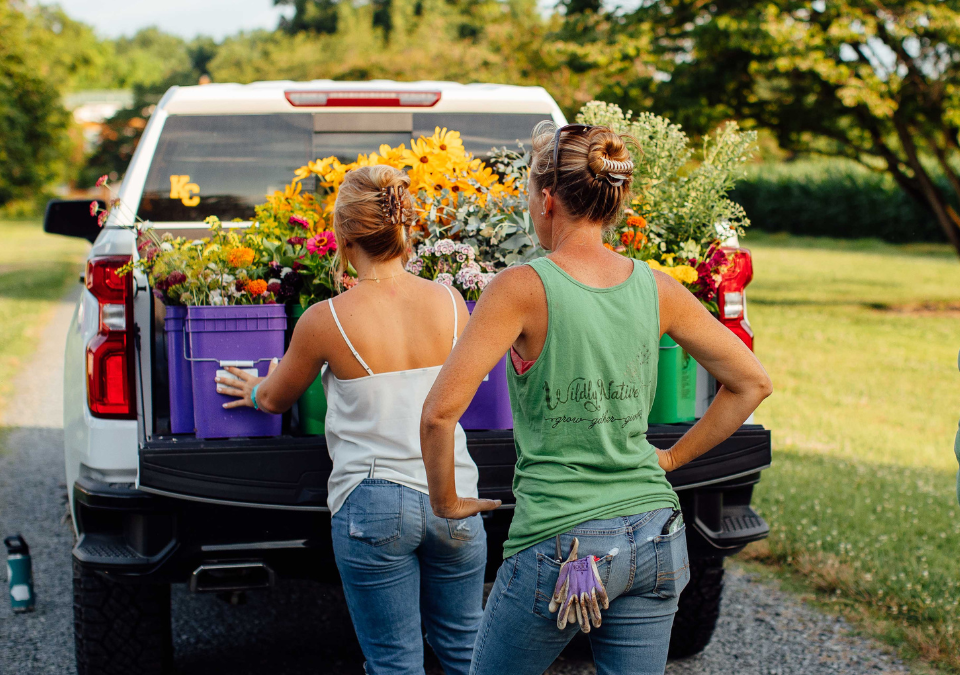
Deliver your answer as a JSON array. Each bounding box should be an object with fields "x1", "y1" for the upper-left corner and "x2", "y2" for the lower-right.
[{"x1": 138, "y1": 112, "x2": 552, "y2": 223}]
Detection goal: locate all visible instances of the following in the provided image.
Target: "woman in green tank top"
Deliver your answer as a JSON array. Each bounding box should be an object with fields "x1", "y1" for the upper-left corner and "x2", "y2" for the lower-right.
[{"x1": 421, "y1": 122, "x2": 772, "y2": 675}]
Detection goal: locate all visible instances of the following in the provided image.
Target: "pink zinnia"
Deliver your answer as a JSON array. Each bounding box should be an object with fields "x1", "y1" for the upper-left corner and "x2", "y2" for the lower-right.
[
  {"x1": 305, "y1": 231, "x2": 337, "y2": 256},
  {"x1": 96, "y1": 175, "x2": 108, "y2": 188},
  {"x1": 89, "y1": 201, "x2": 98, "y2": 216},
  {"x1": 288, "y1": 215, "x2": 310, "y2": 229},
  {"x1": 97, "y1": 211, "x2": 108, "y2": 227}
]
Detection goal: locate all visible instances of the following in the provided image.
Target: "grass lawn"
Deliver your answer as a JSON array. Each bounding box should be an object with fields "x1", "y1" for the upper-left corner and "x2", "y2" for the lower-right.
[
  {"x1": 0, "y1": 220, "x2": 89, "y2": 422},
  {"x1": 742, "y1": 232, "x2": 960, "y2": 672}
]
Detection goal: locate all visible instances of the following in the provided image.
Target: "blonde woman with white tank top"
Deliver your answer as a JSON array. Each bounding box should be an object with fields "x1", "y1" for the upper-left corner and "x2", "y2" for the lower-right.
[{"x1": 219, "y1": 165, "x2": 500, "y2": 675}]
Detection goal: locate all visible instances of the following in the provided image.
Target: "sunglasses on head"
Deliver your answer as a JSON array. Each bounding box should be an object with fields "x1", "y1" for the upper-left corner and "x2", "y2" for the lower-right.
[{"x1": 551, "y1": 124, "x2": 595, "y2": 193}]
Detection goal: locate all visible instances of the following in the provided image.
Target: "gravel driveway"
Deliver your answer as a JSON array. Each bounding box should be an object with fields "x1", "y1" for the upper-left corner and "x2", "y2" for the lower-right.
[{"x1": 0, "y1": 292, "x2": 910, "y2": 675}]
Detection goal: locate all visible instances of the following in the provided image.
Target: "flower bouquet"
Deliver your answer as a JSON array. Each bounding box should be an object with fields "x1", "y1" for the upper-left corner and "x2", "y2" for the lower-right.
[{"x1": 288, "y1": 130, "x2": 533, "y2": 430}]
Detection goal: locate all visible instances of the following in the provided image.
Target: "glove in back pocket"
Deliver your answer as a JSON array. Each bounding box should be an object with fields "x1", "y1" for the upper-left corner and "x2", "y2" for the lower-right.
[
  {"x1": 533, "y1": 551, "x2": 612, "y2": 620},
  {"x1": 346, "y1": 480, "x2": 403, "y2": 547}
]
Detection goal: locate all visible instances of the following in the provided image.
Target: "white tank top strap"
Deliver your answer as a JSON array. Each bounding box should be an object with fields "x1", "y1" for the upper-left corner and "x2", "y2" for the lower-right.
[
  {"x1": 328, "y1": 299, "x2": 374, "y2": 376},
  {"x1": 442, "y1": 283, "x2": 458, "y2": 347}
]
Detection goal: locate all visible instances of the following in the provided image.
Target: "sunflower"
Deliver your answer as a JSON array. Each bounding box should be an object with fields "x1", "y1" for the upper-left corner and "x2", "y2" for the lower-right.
[
  {"x1": 426, "y1": 127, "x2": 465, "y2": 155},
  {"x1": 402, "y1": 138, "x2": 453, "y2": 174}
]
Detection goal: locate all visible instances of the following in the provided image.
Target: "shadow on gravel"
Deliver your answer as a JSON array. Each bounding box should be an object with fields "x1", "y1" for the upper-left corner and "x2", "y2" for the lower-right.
[{"x1": 171, "y1": 580, "x2": 595, "y2": 675}]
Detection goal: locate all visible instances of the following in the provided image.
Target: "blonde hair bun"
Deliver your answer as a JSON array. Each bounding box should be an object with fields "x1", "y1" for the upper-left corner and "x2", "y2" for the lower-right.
[
  {"x1": 529, "y1": 121, "x2": 637, "y2": 227},
  {"x1": 332, "y1": 165, "x2": 415, "y2": 275}
]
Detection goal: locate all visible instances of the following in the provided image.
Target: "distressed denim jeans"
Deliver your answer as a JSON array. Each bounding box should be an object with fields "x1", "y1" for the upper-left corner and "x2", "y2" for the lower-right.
[
  {"x1": 331, "y1": 479, "x2": 487, "y2": 675},
  {"x1": 470, "y1": 507, "x2": 689, "y2": 675}
]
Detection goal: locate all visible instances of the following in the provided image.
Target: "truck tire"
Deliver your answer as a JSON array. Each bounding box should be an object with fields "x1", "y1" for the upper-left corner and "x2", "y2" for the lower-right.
[
  {"x1": 668, "y1": 555, "x2": 724, "y2": 659},
  {"x1": 73, "y1": 559, "x2": 173, "y2": 675}
]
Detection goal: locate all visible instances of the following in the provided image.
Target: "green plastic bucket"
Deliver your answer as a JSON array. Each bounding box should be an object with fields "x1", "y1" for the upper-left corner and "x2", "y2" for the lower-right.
[
  {"x1": 289, "y1": 305, "x2": 328, "y2": 435},
  {"x1": 649, "y1": 334, "x2": 697, "y2": 424}
]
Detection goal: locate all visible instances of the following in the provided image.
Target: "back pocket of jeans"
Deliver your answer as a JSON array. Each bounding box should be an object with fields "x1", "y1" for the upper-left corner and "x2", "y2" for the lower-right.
[
  {"x1": 346, "y1": 480, "x2": 403, "y2": 546},
  {"x1": 447, "y1": 514, "x2": 483, "y2": 541},
  {"x1": 653, "y1": 526, "x2": 690, "y2": 599},
  {"x1": 533, "y1": 552, "x2": 612, "y2": 620}
]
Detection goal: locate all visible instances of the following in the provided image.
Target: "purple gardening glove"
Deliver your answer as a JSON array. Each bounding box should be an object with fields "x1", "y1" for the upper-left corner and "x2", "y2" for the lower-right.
[{"x1": 547, "y1": 537, "x2": 609, "y2": 632}]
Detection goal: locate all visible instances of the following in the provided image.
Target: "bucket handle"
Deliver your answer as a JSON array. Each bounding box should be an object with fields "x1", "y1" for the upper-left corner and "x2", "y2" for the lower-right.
[{"x1": 183, "y1": 322, "x2": 279, "y2": 367}]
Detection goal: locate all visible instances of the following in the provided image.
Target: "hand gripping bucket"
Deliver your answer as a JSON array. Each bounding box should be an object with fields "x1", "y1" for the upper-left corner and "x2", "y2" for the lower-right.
[
  {"x1": 649, "y1": 334, "x2": 697, "y2": 424},
  {"x1": 185, "y1": 305, "x2": 286, "y2": 439},
  {"x1": 164, "y1": 306, "x2": 195, "y2": 434},
  {"x1": 458, "y1": 300, "x2": 513, "y2": 430}
]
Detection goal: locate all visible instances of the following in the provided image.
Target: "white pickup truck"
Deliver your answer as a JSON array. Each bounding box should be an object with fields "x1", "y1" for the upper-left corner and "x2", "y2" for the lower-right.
[{"x1": 44, "y1": 80, "x2": 771, "y2": 675}]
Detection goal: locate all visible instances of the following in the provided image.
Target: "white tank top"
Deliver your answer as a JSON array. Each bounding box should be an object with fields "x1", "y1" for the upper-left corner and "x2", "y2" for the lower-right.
[{"x1": 321, "y1": 284, "x2": 479, "y2": 515}]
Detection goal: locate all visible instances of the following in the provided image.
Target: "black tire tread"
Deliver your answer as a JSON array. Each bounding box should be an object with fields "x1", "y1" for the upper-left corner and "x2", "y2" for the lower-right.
[
  {"x1": 73, "y1": 558, "x2": 173, "y2": 675},
  {"x1": 668, "y1": 556, "x2": 724, "y2": 659}
]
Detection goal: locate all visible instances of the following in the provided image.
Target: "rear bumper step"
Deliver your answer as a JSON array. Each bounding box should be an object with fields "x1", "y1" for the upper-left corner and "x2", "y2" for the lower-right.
[
  {"x1": 73, "y1": 533, "x2": 176, "y2": 572},
  {"x1": 692, "y1": 504, "x2": 769, "y2": 550}
]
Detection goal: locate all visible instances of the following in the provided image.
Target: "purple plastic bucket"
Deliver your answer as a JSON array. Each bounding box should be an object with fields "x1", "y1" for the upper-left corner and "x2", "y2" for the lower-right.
[
  {"x1": 164, "y1": 306, "x2": 195, "y2": 434},
  {"x1": 459, "y1": 300, "x2": 514, "y2": 430},
  {"x1": 186, "y1": 305, "x2": 286, "y2": 439}
]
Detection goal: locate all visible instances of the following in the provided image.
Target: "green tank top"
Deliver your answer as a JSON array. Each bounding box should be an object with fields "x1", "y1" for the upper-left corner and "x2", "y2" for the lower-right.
[{"x1": 503, "y1": 257, "x2": 680, "y2": 558}]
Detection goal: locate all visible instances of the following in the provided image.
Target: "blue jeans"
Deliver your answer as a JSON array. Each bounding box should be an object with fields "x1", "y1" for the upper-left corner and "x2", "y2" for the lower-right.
[
  {"x1": 470, "y1": 508, "x2": 689, "y2": 675},
  {"x1": 331, "y1": 479, "x2": 488, "y2": 675}
]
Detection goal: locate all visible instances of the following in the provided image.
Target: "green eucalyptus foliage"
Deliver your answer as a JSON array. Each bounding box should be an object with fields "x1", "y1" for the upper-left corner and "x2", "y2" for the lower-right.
[{"x1": 576, "y1": 101, "x2": 757, "y2": 254}]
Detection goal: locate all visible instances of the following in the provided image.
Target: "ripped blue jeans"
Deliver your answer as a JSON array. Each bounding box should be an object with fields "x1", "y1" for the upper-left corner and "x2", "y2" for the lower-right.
[
  {"x1": 331, "y1": 479, "x2": 487, "y2": 675},
  {"x1": 470, "y1": 508, "x2": 689, "y2": 675}
]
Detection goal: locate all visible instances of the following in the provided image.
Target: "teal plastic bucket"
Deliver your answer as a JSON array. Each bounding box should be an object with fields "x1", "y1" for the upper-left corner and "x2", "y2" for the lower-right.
[{"x1": 649, "y1": 334, "x2": 697, "y2": 424}]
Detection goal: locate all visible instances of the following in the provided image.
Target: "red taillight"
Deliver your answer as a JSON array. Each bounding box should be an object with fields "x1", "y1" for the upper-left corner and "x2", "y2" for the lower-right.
[
  {"x1": 284, "y1": 90, "x2": 441, "y2": 107},
  {"x1": 85, "y1": 256, "x2": 136, "y2": 419},
  {"x1": 718, "y1": 247, "x2": 754, "y2": 351}
]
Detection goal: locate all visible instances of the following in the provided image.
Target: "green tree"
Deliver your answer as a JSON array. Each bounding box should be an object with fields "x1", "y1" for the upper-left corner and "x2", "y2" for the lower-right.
[
  {"x1": 0, "y1": 1, "x2": 70, "y2": 206},
  {"x1": 275, "y1": 0, "x2": 341, "y2": 34},
  {"x1": 613, "y1": 1, "x2": 960, "y2": 255}
]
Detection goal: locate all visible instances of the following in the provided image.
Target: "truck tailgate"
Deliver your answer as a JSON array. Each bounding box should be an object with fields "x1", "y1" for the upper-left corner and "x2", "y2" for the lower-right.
[{"x1": 137, "y1": 424, "x2": 771, "y2": 509}]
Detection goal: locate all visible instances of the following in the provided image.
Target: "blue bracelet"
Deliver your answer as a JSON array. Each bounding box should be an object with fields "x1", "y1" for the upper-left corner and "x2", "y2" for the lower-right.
[{"x1": 251, "y1": 383, "x2": 261, "y2": 411}]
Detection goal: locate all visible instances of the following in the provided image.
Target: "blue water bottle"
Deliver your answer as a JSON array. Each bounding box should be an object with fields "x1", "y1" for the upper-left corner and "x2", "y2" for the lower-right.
[{"x1": 5, "y1": 534, "x2": 35, "y2": 613}]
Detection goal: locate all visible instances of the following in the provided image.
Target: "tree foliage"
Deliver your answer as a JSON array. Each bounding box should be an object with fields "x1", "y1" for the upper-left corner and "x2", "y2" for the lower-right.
[
  {"x1": 0, "y1": 1, "x2": 71, "y2": 206},
  {"x1": 610, "y1": 0, "x2": 960, "y2": 254}
]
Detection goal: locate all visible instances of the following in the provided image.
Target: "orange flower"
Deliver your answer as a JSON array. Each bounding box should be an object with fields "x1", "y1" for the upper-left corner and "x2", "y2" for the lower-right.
[
  {"x1": 245, "y1": 279, "x2": 268, "y2": 296},
  {"x1": 603, "y1": 242, "x2": 615, "y2": 250},
  {"x1": 227, "y1": 247, "x2": 255, "y2": 268},
  {"x1": 620, "y1": 231, "x2": 635, "y2": 246},
  {"x1": 627, "y1": 215, "x2": 647, "y2": 229},
  {"x1": 633, "y1": 233, "x2": 647, "y2": 250}
]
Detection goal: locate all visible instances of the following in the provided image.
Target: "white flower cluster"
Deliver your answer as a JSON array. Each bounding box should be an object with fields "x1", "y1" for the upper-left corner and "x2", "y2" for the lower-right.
[
  {"x1": 455, "y1": 262, "x2": 495, "y2": 293},
  {"x1": 405, "y1": 256, "x2": 424, "y2": 275},
  {"x1": 417, "y1": 240, "x2": 476, "y2": 260}
]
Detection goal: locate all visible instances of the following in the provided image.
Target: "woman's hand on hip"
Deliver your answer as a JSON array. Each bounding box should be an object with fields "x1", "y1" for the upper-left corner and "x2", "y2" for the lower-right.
[
  {"x1": 432, "y1": 496, "x2": 502, "y2": 520},
  {"x1": 656, "y1": 448, "x2": 678, "y2": 473}
]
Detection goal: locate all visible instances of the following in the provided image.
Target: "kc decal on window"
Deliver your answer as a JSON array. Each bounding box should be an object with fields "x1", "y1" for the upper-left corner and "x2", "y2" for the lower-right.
[{"x1": 169, "y1": 175, "x2": 200, "y2": 207}]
